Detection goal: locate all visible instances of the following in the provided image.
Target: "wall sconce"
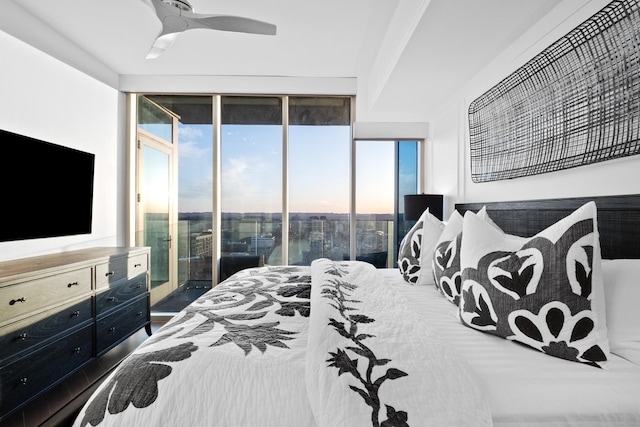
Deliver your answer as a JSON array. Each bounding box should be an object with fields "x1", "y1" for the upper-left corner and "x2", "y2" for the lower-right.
[{"x1": 404, "y1": 194, "x2": 443, "y2": 221}]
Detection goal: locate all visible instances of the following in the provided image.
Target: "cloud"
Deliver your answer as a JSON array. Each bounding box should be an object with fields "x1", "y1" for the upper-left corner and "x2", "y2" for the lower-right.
[
  {"x1": 225, "y1": 157, "x2": 249, "y2": 175},
  {"x1": 179, "y1": 126, "x2": 204, "y2": 140}
]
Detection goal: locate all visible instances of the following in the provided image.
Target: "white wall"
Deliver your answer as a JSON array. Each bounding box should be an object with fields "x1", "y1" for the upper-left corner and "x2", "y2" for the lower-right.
[
  {"x1": 0, "y1": 30, "x2": 124, "y2": 262},
  {"x1": 429, "y1": 0, "x2": 640, "y2": 218}
]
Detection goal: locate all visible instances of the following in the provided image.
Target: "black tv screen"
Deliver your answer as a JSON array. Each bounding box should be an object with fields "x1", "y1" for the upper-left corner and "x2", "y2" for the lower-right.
[{"x1": 1, "y1": 129, "x2": 95, "y2": 242}]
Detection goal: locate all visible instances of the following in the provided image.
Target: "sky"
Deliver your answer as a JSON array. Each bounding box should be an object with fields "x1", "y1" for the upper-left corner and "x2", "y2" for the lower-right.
[{"x1": 173, "y1": 123, "x2": 412, "y2": 214}]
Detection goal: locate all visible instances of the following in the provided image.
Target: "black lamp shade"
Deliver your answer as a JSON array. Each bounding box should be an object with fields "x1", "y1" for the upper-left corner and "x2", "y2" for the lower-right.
[{"x1": 404, "y1": 194, "x2": 443, "y2": 221}]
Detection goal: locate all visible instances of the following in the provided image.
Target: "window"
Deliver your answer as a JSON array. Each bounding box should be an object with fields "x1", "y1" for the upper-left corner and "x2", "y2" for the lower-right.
[
  {"x1": 175, "y1": 101, "x2": 214, "y2": 289},
  {"x1": 355, "y1": 140, "x2": 419, "y2": 267},
  {"x1": 134, "y1": 94, "x2": 421, "y2": 306},
  {"x1": 288, "y1": 97, "x2": 351, "y2": 265},
  {"x1": 220, "y1": 97, "x2": 283, "y2": 276}
]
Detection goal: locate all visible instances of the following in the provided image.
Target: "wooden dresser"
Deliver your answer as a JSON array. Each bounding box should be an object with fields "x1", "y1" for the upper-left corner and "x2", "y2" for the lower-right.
[{"x1": 0, "y1": 247, "x2": 151, "y2": 422}]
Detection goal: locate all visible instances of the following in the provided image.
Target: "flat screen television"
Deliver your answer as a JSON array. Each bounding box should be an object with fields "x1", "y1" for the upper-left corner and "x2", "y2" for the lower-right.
[{"x1": 1, "y1": 128, "x2": 95, "y2": 242}]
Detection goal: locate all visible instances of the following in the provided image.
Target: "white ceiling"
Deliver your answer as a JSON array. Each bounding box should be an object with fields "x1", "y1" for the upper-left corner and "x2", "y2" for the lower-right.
[{"x1": 2, "y1": 0, "x2": 563, "y2": 121}]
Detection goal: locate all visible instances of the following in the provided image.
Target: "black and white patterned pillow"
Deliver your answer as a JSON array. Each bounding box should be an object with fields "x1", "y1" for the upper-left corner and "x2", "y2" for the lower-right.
[
  {"x1": 398, "y1": 209, "x2": 444, "y2": 284},
  {"x1": 432, "y1": 207, "x2": 494, "y2": 304},
  {"x1": 432, "y1": 211, "x2": 463, "y2": 303},
  {"x1": 459, "y1": 201, "x2": 610, "y2": 368}
]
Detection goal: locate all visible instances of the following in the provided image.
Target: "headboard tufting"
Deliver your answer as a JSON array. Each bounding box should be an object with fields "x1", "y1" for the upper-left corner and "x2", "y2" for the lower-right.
[{"x1": 455, "y1": 194, "x2": 640, "y2": 259}]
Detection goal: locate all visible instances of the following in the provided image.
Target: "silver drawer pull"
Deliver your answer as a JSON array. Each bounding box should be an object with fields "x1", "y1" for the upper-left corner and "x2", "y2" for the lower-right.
[
  {"x1": 67, "y1": 281, "x2": 80, "y2": 288},
  {"x1": 19, "y1": 378, "x2": 28, "y2": 386},
  {"x1": 107, "y1": 297, "x2": 116, "y2": 302},
  {"x1": 72, "y1": 310, "x2": 81, "y2": 317},
  {"x1": 109, "y1": 327, "x2": 116, "y2": 333},
  {"x1": 137, "y1": 311, "x2": 143, "y2": 316},
  {"x1": 16, "y1": 332, "x2": 28, "y2": 341},
  {"x1": 74, "y1": 347, "x2": 82, "y2": 354},
  {"x1": 134, "y1": 263, "x2": 142, "y2": 268},
  {"x1": 9, "y1": 297, "x2": 26, "y2": 305},
  {"x1": 105, "y1": 271, "x2": 115, "y2": 277}
]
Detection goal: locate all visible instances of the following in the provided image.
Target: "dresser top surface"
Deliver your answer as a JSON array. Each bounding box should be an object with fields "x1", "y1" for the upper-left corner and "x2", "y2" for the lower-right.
[{"x1": 0, "y1": 247, "x2": 149, "y2": 281}]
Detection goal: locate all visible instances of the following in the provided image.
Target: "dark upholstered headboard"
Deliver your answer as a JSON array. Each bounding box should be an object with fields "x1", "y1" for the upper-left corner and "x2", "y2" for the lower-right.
[{"x1": 455, "y1": 194, "x2": 640, "y2": 259}]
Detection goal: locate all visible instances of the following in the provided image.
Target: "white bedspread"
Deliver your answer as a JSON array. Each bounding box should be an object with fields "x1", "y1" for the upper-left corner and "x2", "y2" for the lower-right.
[
  {"x1": 73, "y1": 262, "x2": 492, "y2": 427},
  {"x1": 74, "y1": 266, "x2": 315, "y2": 427},
  {"x1": 306, "y1": 259, "x2": 492, "y2": 427},
  {"x1": 379, "y1": 268, "x2": 640, "y2": 427},
  {"x1": 73, "y1": 263, "x2": 639, "y2": 427}
]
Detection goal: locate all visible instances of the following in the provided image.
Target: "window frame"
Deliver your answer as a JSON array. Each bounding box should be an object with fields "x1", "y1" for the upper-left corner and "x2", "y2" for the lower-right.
[{"x1": 128, "y1": 94, "x2": 424, "y2": 284}]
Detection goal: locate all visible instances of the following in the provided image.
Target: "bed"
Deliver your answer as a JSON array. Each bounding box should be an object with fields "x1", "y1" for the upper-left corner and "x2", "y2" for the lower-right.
[{"x1": 73, "y1": 194, "x2": 640, "y2": 427}]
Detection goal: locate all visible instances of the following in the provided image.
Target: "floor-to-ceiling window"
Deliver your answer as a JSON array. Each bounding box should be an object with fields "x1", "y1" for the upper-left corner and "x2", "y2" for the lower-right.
[
  {"x1": 134, "y1": 94, "x2": 422, "y2": 313},
  {"x1": 172, "y1": 97, "x2": 214, "y2": 306},
  {"x1": 396, "y1": 140, "x2": 420, "y2": 251},
  {"x1": 288, "y1": 97, "x2": 351, "y2": 265},
  {"x1": 220, "y1": 96, "x2": 283, "y2": 279},
  {"x1": 355, "y1": 140, "x2": 419, "y2": 267}
]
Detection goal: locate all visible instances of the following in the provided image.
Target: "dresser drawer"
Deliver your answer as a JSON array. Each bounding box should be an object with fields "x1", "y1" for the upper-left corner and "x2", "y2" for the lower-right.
[
  {"x1": 96, "y1": 295, "x2": 149, "y2": 355},
  {"x1": 95, "y1": 274, "x2": 147, "y2": 317},
  {"x1": 0, "y1": 325, "x2": 93, "y2": 419},
  {"x1": 95, "y1": 253, "x2": 148, "y2": 290},
  {"x1": 0, "y1": 298, "x2": 92, "y2": 364},
  {"x1": 0, "y1": 268, "x2": 92, "y2": 325}
]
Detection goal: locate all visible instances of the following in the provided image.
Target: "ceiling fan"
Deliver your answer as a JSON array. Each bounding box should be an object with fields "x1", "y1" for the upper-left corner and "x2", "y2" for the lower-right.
[{"x1": 140, "y1": 0, "x2": 277, "y2": 59}]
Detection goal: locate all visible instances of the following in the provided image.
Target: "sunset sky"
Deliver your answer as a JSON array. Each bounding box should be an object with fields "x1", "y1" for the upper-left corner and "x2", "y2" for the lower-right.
[{"x1": 176, "y1": 123, "x2": 406, "y2": 215}]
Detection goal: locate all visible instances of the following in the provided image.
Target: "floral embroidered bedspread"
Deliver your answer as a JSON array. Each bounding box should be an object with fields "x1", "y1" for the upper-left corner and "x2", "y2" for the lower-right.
[
  {"x1": 307, "y1": 259, "x2": 491, "y2": 427},
  {"x1": 74, "y1": 261, "x2": 491, "y2": 427}
]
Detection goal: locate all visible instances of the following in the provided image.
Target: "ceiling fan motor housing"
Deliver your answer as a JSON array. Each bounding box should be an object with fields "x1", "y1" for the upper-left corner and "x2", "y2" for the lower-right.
[{"x1": 162, "y1": 0, "x2": 192, "y2": 12}]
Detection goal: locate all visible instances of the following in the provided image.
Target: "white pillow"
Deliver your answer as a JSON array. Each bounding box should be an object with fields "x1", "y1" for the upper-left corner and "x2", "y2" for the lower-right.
[
  {"x1": 459, "y1": 201, "x2": 610, "y2": 368},
  {"x1": 397, "y1": 208, "x2": 444, "y2": 285},
  {"x1": 602, "y1": 259, "x2": 640, "y2": 365}
]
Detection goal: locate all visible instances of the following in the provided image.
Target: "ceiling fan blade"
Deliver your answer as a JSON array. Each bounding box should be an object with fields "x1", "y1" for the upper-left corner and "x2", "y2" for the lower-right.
[
  {"x1": 146, "y1": 33, "x2": 179, "y2": 59},
  {"x1": 186, "y1": 15, "x2": 277, "y2": 35}
]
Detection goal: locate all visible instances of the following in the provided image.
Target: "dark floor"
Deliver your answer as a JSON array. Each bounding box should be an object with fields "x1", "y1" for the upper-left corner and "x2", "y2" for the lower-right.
[{"x1": 151, "y1": 281, "x2": 212, "y2": 313}]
